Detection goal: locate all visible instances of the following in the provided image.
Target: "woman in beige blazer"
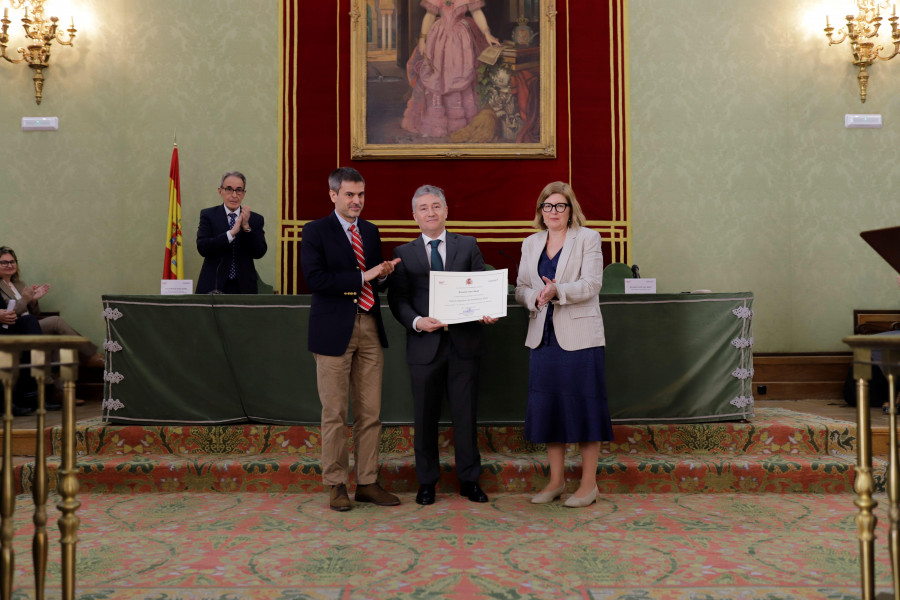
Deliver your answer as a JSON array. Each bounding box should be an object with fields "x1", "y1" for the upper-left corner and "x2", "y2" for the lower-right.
[
  {"x1": 0, "y1": 246, "x2": 103, "y2": 367},
  {"x1": 514, "y1": 182, "x2": 613, "y2": 508}
]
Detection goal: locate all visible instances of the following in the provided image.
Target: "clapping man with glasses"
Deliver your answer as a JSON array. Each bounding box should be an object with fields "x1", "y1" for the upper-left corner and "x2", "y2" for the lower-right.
[{"x1": 196, "y1": 171, "x2": 268, "y2": 294}]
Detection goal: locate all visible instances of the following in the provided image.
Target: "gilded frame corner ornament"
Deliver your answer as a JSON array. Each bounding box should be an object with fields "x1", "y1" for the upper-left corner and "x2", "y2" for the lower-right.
[{"x1": 349, "y1": 0, "x2": 557, "y2": 160}]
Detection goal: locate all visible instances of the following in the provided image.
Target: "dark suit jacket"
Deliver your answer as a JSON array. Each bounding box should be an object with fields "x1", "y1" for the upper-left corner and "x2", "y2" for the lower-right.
[
  {"x1": 196, "y1": 205, "x2": 267, "y2": 294},
  {"x1": 301, "y1": 211, "x2": 389, "y2": 356},
  {"x1": 388, "y1": 233, "x2": 485, "y2": 365}
]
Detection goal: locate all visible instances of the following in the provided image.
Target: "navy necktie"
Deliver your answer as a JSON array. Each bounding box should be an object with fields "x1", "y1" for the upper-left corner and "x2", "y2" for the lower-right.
[
  {"x1": 429, "y1": 239, "x2": 443, "y2": 271},
  {"x1": 228, "y1": 213, "x2": 237, "y2": 280}
]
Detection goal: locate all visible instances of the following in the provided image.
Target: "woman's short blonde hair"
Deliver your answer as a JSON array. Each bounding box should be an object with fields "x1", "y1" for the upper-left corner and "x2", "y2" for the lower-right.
[{"x1": 532, "y1": 181, "x2": 586, "y2": 230}]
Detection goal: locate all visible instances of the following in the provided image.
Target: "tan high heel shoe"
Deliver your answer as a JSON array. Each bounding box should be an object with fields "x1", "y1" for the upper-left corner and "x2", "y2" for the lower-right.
[
  {"x1": 564, "y1": 485, "x2": 598, "y2": 508},
  {"x1": 531, "y1": 485, "x2": 566, "y2": 504}
]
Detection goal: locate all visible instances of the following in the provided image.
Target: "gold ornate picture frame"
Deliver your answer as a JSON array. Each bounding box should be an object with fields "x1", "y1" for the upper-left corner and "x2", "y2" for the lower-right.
[{"x1": 350, "y1": 0, "x2": 556, "y2": 160}]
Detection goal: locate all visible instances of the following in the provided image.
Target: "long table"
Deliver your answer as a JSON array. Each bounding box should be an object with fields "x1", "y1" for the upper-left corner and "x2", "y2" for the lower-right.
[{"x1": 99, "y1": 292, "x2": 754, "y2": 425}]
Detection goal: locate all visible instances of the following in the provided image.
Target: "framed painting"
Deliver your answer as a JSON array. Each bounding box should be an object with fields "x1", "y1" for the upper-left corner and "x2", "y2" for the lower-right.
[{"x1": 350, "y1": 0, "x2": 556, "y2": 159}]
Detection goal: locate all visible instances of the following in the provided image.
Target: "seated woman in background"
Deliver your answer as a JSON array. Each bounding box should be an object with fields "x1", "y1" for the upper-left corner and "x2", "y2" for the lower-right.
[
  {"x1": 0, "y1": 246, "x2": 104, "y2": 368},
  {"x1": 0, "y1": 249, "x2": 51, "y2": 415}
]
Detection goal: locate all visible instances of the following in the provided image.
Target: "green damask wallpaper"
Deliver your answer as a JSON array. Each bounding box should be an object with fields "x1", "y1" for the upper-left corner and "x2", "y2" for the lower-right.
[
  {"x1": 0, "y1": 0, "x2": 279, "y2": 345},
  {"x1": 1, "y1": 0, "x2": 898, "y2": 352},
  {"x1": 629, "y1": 0, "x2": 900, "y2": 351}
]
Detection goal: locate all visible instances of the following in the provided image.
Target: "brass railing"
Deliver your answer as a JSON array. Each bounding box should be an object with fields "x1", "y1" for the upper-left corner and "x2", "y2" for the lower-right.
[
  {"x1": 0, "y1": 335, "x2": 88, "y2": 600},
  {"x1": 845, "y1": 334, "x2": 900, "y2": 600}
]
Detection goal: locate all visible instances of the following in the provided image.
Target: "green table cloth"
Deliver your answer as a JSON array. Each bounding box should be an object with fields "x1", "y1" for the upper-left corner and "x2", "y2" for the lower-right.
[{"x1": 100, "y1": 292, "x2": 754, "y2": 425}]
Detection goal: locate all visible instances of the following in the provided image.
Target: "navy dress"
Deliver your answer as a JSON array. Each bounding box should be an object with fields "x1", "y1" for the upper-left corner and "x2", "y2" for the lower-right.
[{"x1": 524, "y1": 249, "x2": 614, "y2": 444}]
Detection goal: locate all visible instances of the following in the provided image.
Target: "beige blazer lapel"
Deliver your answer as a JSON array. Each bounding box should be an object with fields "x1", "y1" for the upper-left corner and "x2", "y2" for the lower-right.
[
  {"x1": 0, "y1": 279, "x2": 18, "y2": 301},
  {"x1": 553, "y1": 228, "x2": 578, "y2": 283},
  {"x1": 527, "y1": 230, "x2": 548, "y2": 286}
]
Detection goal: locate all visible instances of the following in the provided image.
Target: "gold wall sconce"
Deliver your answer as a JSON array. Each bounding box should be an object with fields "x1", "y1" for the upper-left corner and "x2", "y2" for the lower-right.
[
  {"x1": 826, "y1": 0, "x2": 900, "y2": 103},
  {"x1": 0, "y1": 0, "x2": 76, "y2": 105}
]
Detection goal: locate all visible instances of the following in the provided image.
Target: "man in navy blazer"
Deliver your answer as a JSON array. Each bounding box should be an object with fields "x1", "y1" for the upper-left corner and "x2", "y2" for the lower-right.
[
  {"x1": 196, "y1": 171, "x2": 267, "y2": 294},
  {"x1": 301, "y1": 167, "x2": 401, "y2": 512},
  {"x1": 388, "y1": 184, "x2": 496, "y2": 506}
]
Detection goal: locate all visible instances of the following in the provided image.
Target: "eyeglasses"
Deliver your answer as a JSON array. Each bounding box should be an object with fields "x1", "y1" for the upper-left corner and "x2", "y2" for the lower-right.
[
  {"x1": 540, "y1": 202, "x2": 570, "y2": 213},
  {"x1": 220, "y1": 186, "x2": 246, "y2": 195},
  {"x1": 0, "y1": 260, "x2": 17, "y2": 267}
]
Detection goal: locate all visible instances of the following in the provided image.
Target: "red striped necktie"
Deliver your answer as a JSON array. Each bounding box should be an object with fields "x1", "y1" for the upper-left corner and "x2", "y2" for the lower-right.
[{"x1": 349, "y1": 224, "x2": 375, "y2": 311}]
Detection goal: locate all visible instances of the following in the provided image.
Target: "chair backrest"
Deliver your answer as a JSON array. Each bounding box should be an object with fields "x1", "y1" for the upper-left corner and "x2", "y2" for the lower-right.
[
  {"x1": 256, "y1": 273, "x2": 275, "y2": 294},
  {"x1": 601, "y1": 262, "x2": 632, "y2": 294}
]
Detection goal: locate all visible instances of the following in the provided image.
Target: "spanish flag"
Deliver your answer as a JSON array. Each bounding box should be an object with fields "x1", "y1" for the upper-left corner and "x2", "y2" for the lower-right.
[{"x1": 163, "y1": 146, "x2": 184, "y2": 279}]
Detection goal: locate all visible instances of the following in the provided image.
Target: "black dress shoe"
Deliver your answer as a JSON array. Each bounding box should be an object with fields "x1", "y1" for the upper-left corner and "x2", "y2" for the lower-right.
[
  {"x1": 12, "y1": 404, "x2": 35, "y2": 417},
  {"x1": 415, "y1": 484, "x2": 436, "y2": 505},
  {"x1": 459, "y1": 481, "x2": 488, "y2": 503},
  {"x1": 12, "y1": 390, "x2": 37, "y2": 416}
]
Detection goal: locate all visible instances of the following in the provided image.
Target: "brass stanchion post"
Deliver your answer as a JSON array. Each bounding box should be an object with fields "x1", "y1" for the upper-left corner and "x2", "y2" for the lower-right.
[
  {"x1": 30, "y1": 349, "x2": 50, "y2": 600},
  {"x1": 854, "y1": 346, "x2": 877, "y2": 600},
  {"x1": 0, "y1": 348, "x2": 20, "y2": 600},
  {"x1": 56, "y1": 347, "x2": 80, "y2": 600},
  {"x1": 885, "y1": 353, "x2": 900, "y2": 600},
  {"x1": 0, "y1": 336, "x2": 86, "y2": 600}
]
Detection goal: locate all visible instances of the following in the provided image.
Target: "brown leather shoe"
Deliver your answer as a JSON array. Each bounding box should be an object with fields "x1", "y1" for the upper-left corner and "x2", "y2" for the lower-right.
[
  {"x1": 355, "y1": 482, "x2": 400, "y2": 506},
  {"x1": 82, "y1": 353, "x2": 105, "y2": 369},
  {"x1": 329, "y1": 483, "x2": 352, "y2": 512}
]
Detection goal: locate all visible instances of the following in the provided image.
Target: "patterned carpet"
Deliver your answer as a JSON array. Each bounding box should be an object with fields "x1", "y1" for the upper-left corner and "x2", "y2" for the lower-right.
[
  {"x1": 9, "y1": 490, "x2": 894, "y2": 599},
  {"x1": 15, "y1": 408, "x2": 881, "y2": 495},
  {"x1": 7, "y1": 407, "x2": 891, "y2": 598}
]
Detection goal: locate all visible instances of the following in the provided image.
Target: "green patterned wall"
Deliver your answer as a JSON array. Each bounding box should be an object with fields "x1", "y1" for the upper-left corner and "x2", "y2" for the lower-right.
[
  {"x1": 0, "y1": 0, "x2": 279, "y2": 345},
  {"x1": 629, "y1": 0, "x2": 900, "y2": 351},
  {"x1": 1, "y1": 0, "x2": 898, "y2": 352}
]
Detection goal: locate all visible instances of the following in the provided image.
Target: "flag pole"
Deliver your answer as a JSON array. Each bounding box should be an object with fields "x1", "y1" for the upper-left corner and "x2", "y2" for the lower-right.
[{"x1": 164, "y1": 133, "x2": 184, "y2": 280}]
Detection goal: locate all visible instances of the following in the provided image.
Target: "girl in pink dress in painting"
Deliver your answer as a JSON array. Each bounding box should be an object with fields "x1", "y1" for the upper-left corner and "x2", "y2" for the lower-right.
[{"x1": 402, "y1": 0, "x2": 501, "y2": 138}]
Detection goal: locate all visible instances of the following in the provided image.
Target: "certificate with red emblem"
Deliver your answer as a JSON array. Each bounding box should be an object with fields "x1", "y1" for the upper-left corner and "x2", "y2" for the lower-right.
[{"x1": 428, "y1": 269, "x2": 508, "y2": 325}]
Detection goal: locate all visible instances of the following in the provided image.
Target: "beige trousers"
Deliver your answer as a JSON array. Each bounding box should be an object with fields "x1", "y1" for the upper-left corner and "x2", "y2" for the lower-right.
[
  {"x1": 314, "y1": 313, "x2": 384, "y2": 487},
  {"x1": 38, "y1": 315, "x2": 98, "y2": 360}
]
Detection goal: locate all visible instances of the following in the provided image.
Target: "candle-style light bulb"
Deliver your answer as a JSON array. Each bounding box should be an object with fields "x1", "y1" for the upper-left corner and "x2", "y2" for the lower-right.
[{"x1": 827, "y1": 14, "x2": 831, "y2": 27}]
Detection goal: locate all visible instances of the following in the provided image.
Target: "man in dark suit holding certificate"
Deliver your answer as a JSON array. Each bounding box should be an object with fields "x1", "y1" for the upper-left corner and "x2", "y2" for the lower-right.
[
  {"x1": 301, "y1": 167, "x2": 401, "y2": 512},
  {"x1": 388, "y1": 184, "x2": 496, "y2": 506}
]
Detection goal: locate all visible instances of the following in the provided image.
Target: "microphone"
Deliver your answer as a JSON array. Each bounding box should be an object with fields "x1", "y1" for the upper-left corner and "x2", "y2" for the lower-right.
[
  {"x1": 631, "y1": 264, "x2": 640, "y2": 279},
  {"x1": 211, "y1": 255, "x2": 224, "y2": 294},
  {"x1": 498, "y1": 249, "x2": 519, "y2": 278}
]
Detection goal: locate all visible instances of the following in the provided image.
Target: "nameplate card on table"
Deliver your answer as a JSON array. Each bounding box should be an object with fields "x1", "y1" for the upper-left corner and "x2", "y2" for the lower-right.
[
  {"x1": 429, "y1": 269, "x2": 508, "y2": 324},
  {"x1": 625, "y1": 278, "x2": 657, "y2": 294},
  {"x1": 160, "y1": 280, "x2": 194, "y2": 295}
]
